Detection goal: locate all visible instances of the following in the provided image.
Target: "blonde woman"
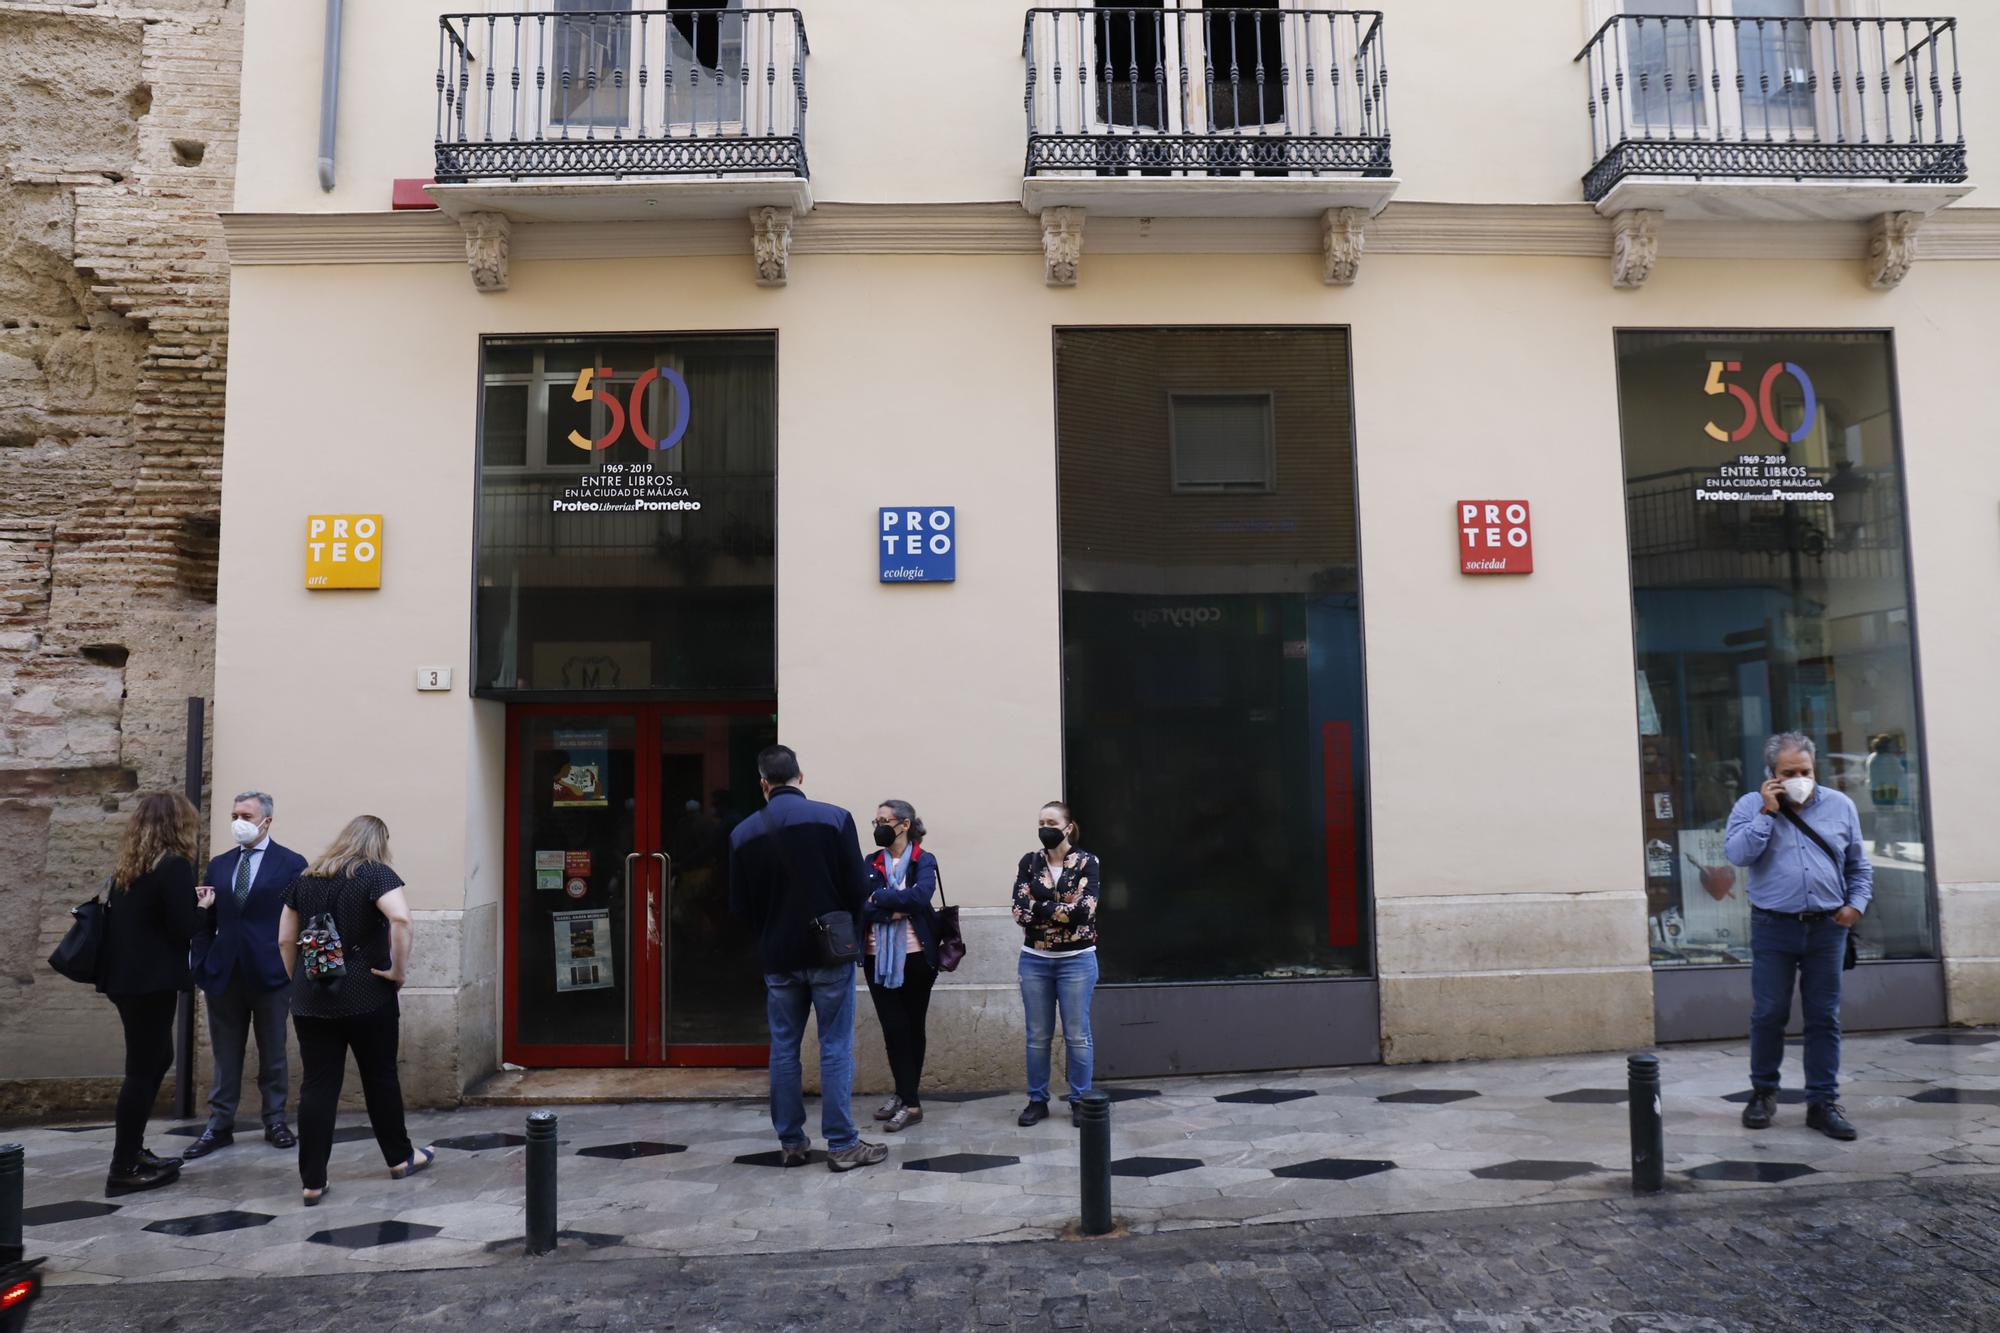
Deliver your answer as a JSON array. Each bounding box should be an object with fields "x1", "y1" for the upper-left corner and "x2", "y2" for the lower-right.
[
  {"x1": 278, "y1": 815, "x2": 433, "y2": 1205},
  {"x1": 96, "y1": 792, "x2": 204, "y2": 1195}
]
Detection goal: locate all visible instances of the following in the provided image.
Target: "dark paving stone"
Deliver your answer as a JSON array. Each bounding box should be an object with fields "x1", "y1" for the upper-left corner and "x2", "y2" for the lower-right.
[
  {"x1": 1270, "y1": 1157, "x2": 1396, "y2": 1181},
  {"x1": 307, "y1": 1220, "x2": 444, "y2": 1249},
  {"x1": 45, "y1": 1125, "x2": 113, "y2": 1134},
  {"x1": 1470, "y1": 1160, "x2": 1603, "y2": 1182},
  {"x1": 1546, "y1": 1089, "x2": 1629, "y2": 1104},
  {"x1": 1909, "y1": 1088, "x2": 2000, "y2": 1106},
  {"x1": 23, "y1": 1200, "x2": 119, "y2": 1226},
  {"x1": 1684, "y1": 1160, "x2": 1818, "y2": 1183},
  {"x1": 1214, "y1": 1088, "x2": 1317, "y2": 1105},
  {"x1": 921, "y1": 1090, "x2": 1006, "y2": 1103},
  {"x1": 1377, "y1": 1089, "x2": 1481, "y2": 1105},
  {"x1": 482, "y1": 1229, "x2": 626, "y2": 1254},
  {"x1": 902, "y1": 1153, "x2": 1021, "y2": 1174},
  {"x1": 733, "y1": 1149, "x2": 827, "y2": 1167},
  {"x1": 1098, "y1": 1087, "x2": 1164, "y2": 1103},
  {"x1": 434, "y1": 1132, "x2": 528, "y2": 1152},
  {"x1": 1722, "y1": 1089, "x2": 1814, "y2": 1105},
  {"x1": 1908, "y1": 1033, "x2": 2000, "y2": 1047},
  {"x1": 142, "y1": 1209, "x2": 275, "y2": 1238},
  {"x1": 576, "y1": 1141, "x2": 686, "y2": 1160},
  {"x1": 1109, "y1": 1156, "x2": 1203, "y2": 1179}
]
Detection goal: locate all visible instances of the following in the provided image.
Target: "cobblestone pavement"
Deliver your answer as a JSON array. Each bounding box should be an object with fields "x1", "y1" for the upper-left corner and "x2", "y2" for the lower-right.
[
  {"x1": 30, "y1": 1175, "x2": 2000, "y2": 1331},
  {"x1": 10, "y1": 1028, "x2": 1998, "y2": 1289}
]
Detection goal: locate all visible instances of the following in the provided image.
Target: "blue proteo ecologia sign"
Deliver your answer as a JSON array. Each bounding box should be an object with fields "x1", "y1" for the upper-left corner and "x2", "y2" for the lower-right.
[{"x1": 879, "y1": 506, "x2": 956, "y2": 584}]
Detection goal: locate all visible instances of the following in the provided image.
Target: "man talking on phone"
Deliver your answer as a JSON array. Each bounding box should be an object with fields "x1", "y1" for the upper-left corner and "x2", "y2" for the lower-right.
[{"x1": 1725, "y1": 732, "x2": 1873, "y2": 1141}]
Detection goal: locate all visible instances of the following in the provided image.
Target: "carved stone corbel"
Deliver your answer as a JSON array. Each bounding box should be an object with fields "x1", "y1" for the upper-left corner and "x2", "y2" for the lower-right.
[
  {"x1": 1040, "y1": 207, "x2": 1084, "y2": 287},
  {"x1": 1610, "y1": 209, "x2": 1661, "y2": 290},
  {"x1": 461, "y1": 211, "x2": 511, "y2": 293},
  {"x1": 751, "y1": 205, "x2": 794, "y2": 287},
  {"x1": 1866, "y1": 210, "x2": 1921, "y2": 290},
  {"x1": 1321, "y1": 207, "x2": 1367, "y2": 286}
]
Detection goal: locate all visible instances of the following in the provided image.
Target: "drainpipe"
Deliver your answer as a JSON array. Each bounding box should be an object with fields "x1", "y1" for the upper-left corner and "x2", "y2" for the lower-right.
[{"x1": 317, "y1": 0, "x2": 344, "y2": 191}]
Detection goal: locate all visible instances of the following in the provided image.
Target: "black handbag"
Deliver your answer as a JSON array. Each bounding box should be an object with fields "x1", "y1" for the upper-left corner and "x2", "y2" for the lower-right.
[
  {"x1": 759, "y1": 809, "x2": 859, "y2": 967},
  {"x1": 47, "y1": 878, "x2": 112, "y2": 984},
  {"x1": 932, "y1": 867, "x2": 966, "y2": 973},
  {"x1": 1778, "y1": 804, "x2": 1860, "y2": 971}
]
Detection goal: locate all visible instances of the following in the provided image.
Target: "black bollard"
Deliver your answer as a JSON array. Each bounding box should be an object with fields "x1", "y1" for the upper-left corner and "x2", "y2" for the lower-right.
[
  {"x1": 1627, "y1": 1053, "x2": 1664, "y2": 1195},
  {"x1": 1077, "y1": 1091, "x2": 1113, "y2": 1236},
  {"x1": 525, "y1": 1111, "x2": 558, "y2": 1256},
  {"x1": 0, "y1": 1142, "x2": 21, "y2": 1263}
]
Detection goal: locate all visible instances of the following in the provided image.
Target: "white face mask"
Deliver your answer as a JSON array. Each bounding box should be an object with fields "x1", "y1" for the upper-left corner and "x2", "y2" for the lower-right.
[
  {"x1": 231, "y1": 818, "x2": 263, "y2": 847},
  {"x1": 1781, "y1": 777, "x2": 1816, "y2": 806}
]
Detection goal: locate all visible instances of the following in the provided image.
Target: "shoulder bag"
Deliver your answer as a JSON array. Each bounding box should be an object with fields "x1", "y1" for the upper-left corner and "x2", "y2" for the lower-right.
[
  {"x1": 47, "y1": 877, "x2": 113, "y2": 984},
  {"x1": 932, "y1": 864, "x2": 966, "y2": 973},
  {"x1": 1778, "y1": 804, "x2": 1860, "y2": 971},
  {"x1": 759, "y1": 809, "x2": 859, "y2": 967}
]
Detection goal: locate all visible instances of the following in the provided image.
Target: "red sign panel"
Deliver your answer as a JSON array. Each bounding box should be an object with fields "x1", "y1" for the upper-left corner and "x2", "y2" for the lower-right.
[{"x1": 1458, "y1": 500, "x2": 1533, "y2": 575}]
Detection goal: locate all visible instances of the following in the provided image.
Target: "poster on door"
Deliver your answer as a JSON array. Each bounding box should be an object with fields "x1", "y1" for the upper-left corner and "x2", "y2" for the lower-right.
[
  {"x1": 551, "y1": 730, "x2": 609, "y2": 808},
  {"x1": 1677, "y1": 828, "x2": 1752, "y2": 963},
  {"x1": 552, "y1": 908, "x2": 615, "y2": 992}
]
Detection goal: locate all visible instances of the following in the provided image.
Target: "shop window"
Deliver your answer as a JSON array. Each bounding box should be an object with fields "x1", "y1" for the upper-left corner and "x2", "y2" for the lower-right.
[
  {"x1": 1616, "y1": 330, "x2": 1932, "y2": 968},
  {"x1": 1056, "y1": 328, "x2": 1370, "y2": 984},
  {"x1": 473, "y1": 333, "x2": 775, "y2": 697},
  {"x1": 1169, "y1": 393, "x2": 1275, "y2": 494}
]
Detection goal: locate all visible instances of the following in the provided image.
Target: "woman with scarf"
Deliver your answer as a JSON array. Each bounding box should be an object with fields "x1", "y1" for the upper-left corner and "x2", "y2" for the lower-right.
[{"x1": 861, "y1": 799, "x2": 941, "y2": 1132}]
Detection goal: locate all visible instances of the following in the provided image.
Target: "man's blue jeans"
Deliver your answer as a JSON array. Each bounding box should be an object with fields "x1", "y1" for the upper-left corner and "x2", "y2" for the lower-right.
[
  {"x1": 765, "y1": 964, "x2": 858, "y2": 1152},
  {"x1": 1749, "y1": 909, "x2": 1848, "y2": 1104},
  {"x1": 1019, "y1": 950, "x2": 1098, "y2": 1104}
]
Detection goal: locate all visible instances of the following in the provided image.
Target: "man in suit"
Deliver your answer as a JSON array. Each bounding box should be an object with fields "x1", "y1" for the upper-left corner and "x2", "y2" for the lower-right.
[{"x1": 186, "y1": 790, "x2": 308, "y2": 1158}]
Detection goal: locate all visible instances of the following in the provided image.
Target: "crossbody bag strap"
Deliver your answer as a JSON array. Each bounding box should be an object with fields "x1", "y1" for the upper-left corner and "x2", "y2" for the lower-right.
[
  {"x1": 932, "y1": 860, "x2": 948, "y2": 909},
  {"x1": 1778, "y1": 804, "x2": 1849, "y2": 906}
]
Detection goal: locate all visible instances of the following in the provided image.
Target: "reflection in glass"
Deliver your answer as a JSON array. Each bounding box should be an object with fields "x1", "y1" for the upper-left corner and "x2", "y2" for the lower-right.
[
  {"x1": 1056, "y1": 328, "x2": 1369, "y2": 984},
  {"x1": 1617, "y1": 331, "x2": 1931, "y2": 967}
]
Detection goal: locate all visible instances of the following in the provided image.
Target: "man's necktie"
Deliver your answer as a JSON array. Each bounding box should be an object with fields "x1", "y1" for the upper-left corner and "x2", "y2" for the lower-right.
[{"x1": 233, "y1": 850, "x2": 255, "y2": 906}]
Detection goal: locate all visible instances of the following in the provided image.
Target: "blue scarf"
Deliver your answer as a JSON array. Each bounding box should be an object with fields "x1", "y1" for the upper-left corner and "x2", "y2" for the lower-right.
[{"x1": 873, "y1": 845, "x2": 910, "y2": 989}]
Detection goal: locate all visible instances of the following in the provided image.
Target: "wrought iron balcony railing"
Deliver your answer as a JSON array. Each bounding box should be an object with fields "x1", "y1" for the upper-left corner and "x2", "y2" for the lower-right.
[
  {"x1": 435, "y1": 8, "x2": 808, "y2": 184},
  {"x1": 1577, "y1": 14, "x2": 1965, "y2": 202},
  {"x1": 1022, "y1": 7, "x2": 1390, "y2": 177}
]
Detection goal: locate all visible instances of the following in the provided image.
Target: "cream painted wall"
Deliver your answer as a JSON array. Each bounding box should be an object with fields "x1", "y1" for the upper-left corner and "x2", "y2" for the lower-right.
[{"x1": 231, "y1": 1, "x2": 1993, "y2": 215}]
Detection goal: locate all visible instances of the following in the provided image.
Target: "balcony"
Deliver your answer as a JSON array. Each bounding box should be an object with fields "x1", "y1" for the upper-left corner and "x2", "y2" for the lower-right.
[
  {"x1": 430, "y1": 8, "x2": 809, "y2": 288},
  {"x1": 1577, "y1": 13, "x2": 1969, "y2": 287},
  {"x1": 1021, "y1": 7, "x2": 1396, "y2": 284}
]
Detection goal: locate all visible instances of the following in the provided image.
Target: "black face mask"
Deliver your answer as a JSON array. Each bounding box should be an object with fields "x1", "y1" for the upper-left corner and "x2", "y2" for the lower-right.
[
  {"x1": 1037, "y1": 826, "x2": 1065, "y2": 850},
  {"x1": 873, "y1": 825, "x2": 898, "y2": 848}
]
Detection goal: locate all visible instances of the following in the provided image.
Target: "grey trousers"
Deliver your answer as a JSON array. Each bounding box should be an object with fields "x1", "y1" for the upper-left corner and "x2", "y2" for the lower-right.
[{"x1": 206, "y1": 970, "x2": 291, "y2": 1130}]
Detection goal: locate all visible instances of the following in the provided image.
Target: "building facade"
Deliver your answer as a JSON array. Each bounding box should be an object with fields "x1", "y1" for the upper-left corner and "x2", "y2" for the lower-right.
[{"x1": 210, "y1": 0, "x2": 1997, "y2": 1106}]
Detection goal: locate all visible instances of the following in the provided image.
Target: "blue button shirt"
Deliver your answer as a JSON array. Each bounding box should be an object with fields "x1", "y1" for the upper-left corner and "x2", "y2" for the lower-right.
[{"x1": 1723, "y1": 787, "x2": 1873, "y2": 914}]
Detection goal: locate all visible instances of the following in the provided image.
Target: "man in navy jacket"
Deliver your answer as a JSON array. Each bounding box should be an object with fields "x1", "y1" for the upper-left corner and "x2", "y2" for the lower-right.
[{"x1": 186, "y1": 790, "x2": 307, "y2": 1157}]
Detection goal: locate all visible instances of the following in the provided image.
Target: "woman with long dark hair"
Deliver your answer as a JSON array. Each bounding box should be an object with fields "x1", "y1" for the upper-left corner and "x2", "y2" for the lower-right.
[
  {"x1": 279, "y1": 815, "x2": 433, "y2": 1206},
  {"x1": 96, "y1": 792, "x2": 204, "y2": 1194}
]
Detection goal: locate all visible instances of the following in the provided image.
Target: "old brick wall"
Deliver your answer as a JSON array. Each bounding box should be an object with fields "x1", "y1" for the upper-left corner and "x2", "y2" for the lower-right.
[{"x1": 0, "y1": 0, "x2": 239, "y2": 1116}]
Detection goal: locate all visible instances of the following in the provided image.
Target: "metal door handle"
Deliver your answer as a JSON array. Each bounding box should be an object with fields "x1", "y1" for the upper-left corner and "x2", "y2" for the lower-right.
[
  {"x1": 652, "y1": 853, "x2": 671, "y2": 1044},
  {"x1": 623, "y1": 851, "x2": 639, "y2": 1061}
]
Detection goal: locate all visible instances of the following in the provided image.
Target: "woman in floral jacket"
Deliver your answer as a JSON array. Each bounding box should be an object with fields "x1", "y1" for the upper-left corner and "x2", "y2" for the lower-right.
[{"x1": 1011, "y1": 800, "x2": 1099, "y2": 1127}]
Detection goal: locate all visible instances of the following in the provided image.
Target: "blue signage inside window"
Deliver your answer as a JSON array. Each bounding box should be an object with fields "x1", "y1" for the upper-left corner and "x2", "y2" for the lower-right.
[{"x1": 879, "y1": 507, "x2": 956, "y2": 583}]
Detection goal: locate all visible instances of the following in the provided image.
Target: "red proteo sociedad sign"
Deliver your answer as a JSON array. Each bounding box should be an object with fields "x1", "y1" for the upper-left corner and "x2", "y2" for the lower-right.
[{"x1": 1458, "y1": 500, "x2": 1533, "y2": 575}]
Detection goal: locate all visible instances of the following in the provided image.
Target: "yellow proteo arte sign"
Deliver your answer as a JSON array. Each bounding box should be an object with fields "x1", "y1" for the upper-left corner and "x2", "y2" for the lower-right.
[{"x1": 305, "y1": 514, "x2": 383, "y2": 589}]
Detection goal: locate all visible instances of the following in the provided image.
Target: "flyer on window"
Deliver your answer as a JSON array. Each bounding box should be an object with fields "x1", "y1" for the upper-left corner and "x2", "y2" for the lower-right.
[
  {"x1": 551, "y1": 729, "x2": 610, "y2": 808},
  {"x1": 534, "y1": 850, "x2": 564, "y2": 892},
  {"x1": 552, "y1": 908, "x2": 614, "y2": 992}
]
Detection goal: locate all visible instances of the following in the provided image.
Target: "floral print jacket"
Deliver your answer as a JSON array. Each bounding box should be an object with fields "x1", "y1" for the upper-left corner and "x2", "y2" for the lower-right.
[{"x1": 1011, "y1": 848, "x2": 1100, "y2": 954}]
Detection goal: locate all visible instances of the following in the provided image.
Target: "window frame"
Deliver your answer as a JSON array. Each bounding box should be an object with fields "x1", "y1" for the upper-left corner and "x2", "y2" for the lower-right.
[{"x1": 1166, "y1": 389, "x2": 1278, "y2": 495}]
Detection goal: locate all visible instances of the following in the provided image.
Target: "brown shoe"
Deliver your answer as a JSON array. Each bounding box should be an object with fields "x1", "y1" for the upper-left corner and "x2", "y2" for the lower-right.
[
  {"x1": 872, "y1": 1096, "x2": 903, "y2": 1122},
  {"x1": 825, "y1": 1140, "x2": 888, "y2": 1172},
  {"x1": 885, "y1": 1105, "x2": 923, "y2": 1133}
]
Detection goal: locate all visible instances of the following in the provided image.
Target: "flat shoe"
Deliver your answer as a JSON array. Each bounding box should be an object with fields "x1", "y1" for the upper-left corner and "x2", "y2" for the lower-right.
[
  {"x1": 390, "y1": 1146, "x2": 437, "y2": 1180},
  {"x1": 885, "y1": 1105, "x2": 923, "y2": 1132},
  {"x1": 872, "y1": 1096, "x2": 903, "y2": 1122},
  {"x1": 302, "y1": 1185, "x2": 329, "y2": 1207}
]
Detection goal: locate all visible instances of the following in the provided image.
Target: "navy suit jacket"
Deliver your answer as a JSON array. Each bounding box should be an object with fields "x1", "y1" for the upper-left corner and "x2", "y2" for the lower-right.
[{"x1": 193, "y1": 840, "x2": 308, "y2": 995}]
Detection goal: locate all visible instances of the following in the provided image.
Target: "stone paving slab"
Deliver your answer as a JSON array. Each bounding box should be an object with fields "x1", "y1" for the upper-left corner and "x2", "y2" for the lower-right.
[{"x1": 5, "y1": 1027, "x2": 1995, "y2": 1287}]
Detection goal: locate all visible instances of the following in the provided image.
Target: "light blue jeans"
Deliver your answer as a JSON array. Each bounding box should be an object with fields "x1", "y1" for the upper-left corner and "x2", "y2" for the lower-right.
[
  {"x1": 765, "y1": 964, "x2": 858, "y2": 1152},
  {"x1": 1019, "y1": 949, "x2": 1098, "y2": 1104}
]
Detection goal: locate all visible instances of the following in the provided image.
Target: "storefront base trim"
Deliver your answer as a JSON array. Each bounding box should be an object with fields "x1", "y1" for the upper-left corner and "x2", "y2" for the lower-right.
[
  {"x1": 1654, "y1": 959, "x2": 1946, "y2": 1045},
  {"x1": 1380, "y1": 968, "x2": 1654, "y2": 1065},
  {"x1": 1094, "y1": 978, "x2": 1380, "y2": 1079}
]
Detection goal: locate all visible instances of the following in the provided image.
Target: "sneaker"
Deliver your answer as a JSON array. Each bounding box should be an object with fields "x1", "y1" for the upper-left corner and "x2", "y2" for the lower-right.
[
  {"x1": 885, "y1": 1105, "x2": 923, "y2": 1133},
  {"x1": 872, "y1": 1096, "x2": 903, "y2": 1122},
  {"x1": 105, "y1": 1159, "x2": 181, "y2": 1196},
  {"x1": 825, "y1": 1141, "x2": 889, "y2": 1172},
  {"x1": 1740, "y1": 1090, "x2": 1777, "y2": 1130},
  {"x1": 1806, "y1": 1101, "x2": 1858, "y2": 1141},
  {"x1": 1017, "y1": 1099, "x2": 1050, "y2": 1127},
  {"x1": 779, "y1": 1144, "x2": 811, "y2": 1167}
]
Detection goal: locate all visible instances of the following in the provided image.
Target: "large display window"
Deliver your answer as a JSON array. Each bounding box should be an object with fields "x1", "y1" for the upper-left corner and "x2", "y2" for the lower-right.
[
  {"x1": 1616, "y1": 330, "x2": 1933, "y2": 967},
  {"x1": 1055, "y1": 328, "x2": 1370, "y2": 984}
]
